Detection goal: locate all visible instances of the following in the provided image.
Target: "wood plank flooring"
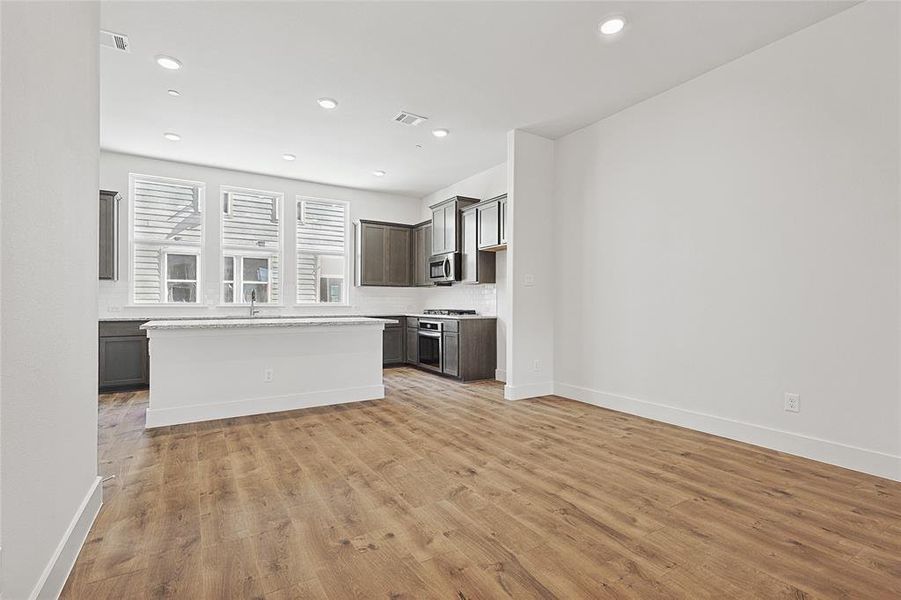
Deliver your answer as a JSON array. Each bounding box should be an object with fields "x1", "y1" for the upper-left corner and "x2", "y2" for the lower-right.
[{"x1": 62, "y1": 367, "x2": 901, "y2": 599}]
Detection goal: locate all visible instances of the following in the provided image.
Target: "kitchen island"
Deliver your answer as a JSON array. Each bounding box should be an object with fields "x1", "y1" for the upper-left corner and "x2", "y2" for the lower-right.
[{"x1": 140, "y1": 317, "x2": 395, "y2": 428}]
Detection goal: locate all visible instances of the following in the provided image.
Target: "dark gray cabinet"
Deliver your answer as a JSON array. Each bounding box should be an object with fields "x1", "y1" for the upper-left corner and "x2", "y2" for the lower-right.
[
  {"x1": 461, "y1": 206, "x2": 496, "y2": 284},
  {"x1": 429, "y1": 196, "x2": 479, "y2": 256},
  {"x1": 476, "y1": 194, "x2": 507, "y2": 251},
  {"x1": 99, "y1": 321, "x2": 149, "y2": 391},
  {"x1": 355, "y1": 221, "x2": 413, "y2": 287},
  {"x1": 387, "y1": 226, "x2": 411, "y2": 285},
  {"x1": 412, "y1": 221, "x2": 432, "y2": 286},
  {"x1": 99, "y1": 190, "x2": 120, "y2": 280},
  {"x1": 382, "y1": 316, "x2": 406, "y2": 365},
  {"x1": 405, "y1": 325, "x2": 418, "y2": 364},
  {"x1": 442, "y1": 332, "x2": 459, "y2": 377}
]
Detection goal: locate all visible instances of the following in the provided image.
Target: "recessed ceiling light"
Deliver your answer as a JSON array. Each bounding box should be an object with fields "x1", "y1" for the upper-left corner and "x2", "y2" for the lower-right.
[
  {"x1": 156, "y1": 55, "x2": 182, "y2": 70},
  {"x1": 167, "y1": 89, "x2": 181, "y2": 97},
  {"x1": 282, "y1": 153, "x2": 296, "y2": 161},
  {"x1": 432, "y1": 129, "x2": 449, "y2": 138},
  {"x1": 317, "y1": 97, "x2": 338, "y2": 110},
  {"x1": 163, "y1": 132, "x2": 181, "y2": 141},
  {"x1": 372, "y1": 170, "x2": 386, "y2": 177},
  {"x1": 599, "y1": 17, "x2": 626, "y2": 35}
]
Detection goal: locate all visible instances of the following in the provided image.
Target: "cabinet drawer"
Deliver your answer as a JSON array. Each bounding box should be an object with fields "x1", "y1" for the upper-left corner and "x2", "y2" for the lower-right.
[
  {"x1": 443, "y1": 320, "x2": 459, "y2": 332},
  {"x1": 99, "y1": 320, "x2": 147, "y2": 337}
]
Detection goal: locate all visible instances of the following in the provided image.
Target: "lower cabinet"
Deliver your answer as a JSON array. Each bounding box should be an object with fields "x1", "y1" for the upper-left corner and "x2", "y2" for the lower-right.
[
  {"x1": 442, "y1": 332, "x2": 459, "y2": 377},
  {"x1": 99, "y1": 321, "x2": 149, "y2": 391},
  {"x1": 406, "y1": 326, "x2": 418, "y2": 364},
  {"x1": 382, "y1": 317, "x2": 406, "y2": 365}
]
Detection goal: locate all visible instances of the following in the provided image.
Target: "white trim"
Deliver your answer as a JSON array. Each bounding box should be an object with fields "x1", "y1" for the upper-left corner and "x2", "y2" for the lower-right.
[
  {"x1": 28, "y1": 476, "x2": 103, "y2": 600},
  {"x1": 495, "y1": 368, "x2": 507, "y2": 382},
  {"x1": 504, "y1": 380, "x2": 554, "y2": 401},
  {"x1": 145, "y1": 384, "x2": 385, "y2": 428},
  {"x1": 554, "y1": 382, "x2": 901, "y2": 482}
]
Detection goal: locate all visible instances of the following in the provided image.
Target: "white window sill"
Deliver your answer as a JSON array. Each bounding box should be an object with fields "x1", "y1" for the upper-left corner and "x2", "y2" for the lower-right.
[{"x1": 125, "y1": 303, "x2": 209, "y2": 309}]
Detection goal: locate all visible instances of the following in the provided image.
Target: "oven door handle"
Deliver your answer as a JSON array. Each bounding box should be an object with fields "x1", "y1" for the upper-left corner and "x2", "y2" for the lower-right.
[{"x1": 419, "y1": 331, "x2": 442, "y2": 338}]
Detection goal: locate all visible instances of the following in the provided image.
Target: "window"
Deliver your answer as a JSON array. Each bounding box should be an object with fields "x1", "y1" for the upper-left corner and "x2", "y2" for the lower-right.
[
  {"x1": 130, "y1": 174, "x2": 205, "y2": 303},
  {"x1": 221, "y1": 187, "x2": 282, "y2": 303},
  {"x1": 223, "y1": 254, "x2": 271, "y2": 303},
  {"x1": 297, "y1": 198, "x2": 348, "y2": 304},
  {"x1": 164, "y1": 252, "x2": 200, "y2": 302}
]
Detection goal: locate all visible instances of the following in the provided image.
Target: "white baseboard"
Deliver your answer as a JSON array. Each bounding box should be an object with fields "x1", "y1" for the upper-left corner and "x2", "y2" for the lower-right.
[
  {"x1": 145, "y1": 384, "x2": 385, "y2": 428},
  {"x1": 495, "y1": 369, "x2": 507, "y2": 383},
  {"x1": 30, "y1": 476, "x2": 103, "y2": 600},
  {"x1": 554, "y1": 382, "x2": 901, "y2": 482},
  {"x1": 504, "y1": 381, "x2": 555, "y2": 401}
]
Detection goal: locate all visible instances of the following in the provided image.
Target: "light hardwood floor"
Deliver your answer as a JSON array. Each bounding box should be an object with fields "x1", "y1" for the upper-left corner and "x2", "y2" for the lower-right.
[{"x1": 63, "y1": 367, "x2": 901, "y2": 599}]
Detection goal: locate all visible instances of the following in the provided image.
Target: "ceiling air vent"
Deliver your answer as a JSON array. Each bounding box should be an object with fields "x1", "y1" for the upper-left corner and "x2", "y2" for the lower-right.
[
  {"x1": 393, "y1": 111, "x2": 428, "y2": 127},
  {"x1": 100, "y1": 30, "x2": 130, "y2": 53}
]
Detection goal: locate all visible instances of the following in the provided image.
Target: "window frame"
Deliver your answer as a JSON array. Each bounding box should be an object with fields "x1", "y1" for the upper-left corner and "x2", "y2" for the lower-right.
[
  {"x1": 219, "y1": 185, "x2": 283, "y2": 305},
  {"x1": 128, "y1": 173, "x2": 206, "y2": 306},
  {"x1": 161, "y1": 250, "x2": 202, "y2": 304},
  {"x1": 295, "y1": 196, "x2": 351, "y2": 307}
]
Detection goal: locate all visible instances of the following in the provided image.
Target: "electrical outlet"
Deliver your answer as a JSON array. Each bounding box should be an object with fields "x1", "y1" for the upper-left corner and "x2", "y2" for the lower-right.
[
  {"x1": 784, "y1": 392, "x2": 800, "y2": 413},
  {"x1": 524, "y1": 274, "x2": 536, "y2": 287},
  {"x1": 264, "y1": 368, "x2": 274, "y2": 383}
]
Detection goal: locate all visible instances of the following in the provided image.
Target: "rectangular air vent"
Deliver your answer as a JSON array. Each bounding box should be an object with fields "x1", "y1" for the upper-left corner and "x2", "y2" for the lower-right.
[
  {"x1": 100, "y1": 30, "x2": 130, "y2": 52},
  {"x1": 393, "y1": 111, "x2": 428, "y2": 126}
]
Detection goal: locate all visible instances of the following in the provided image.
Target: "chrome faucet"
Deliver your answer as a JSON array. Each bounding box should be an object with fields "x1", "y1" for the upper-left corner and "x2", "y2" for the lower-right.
[{"x1": 249, "y1": 289, "x2": 260, "y2": 317}]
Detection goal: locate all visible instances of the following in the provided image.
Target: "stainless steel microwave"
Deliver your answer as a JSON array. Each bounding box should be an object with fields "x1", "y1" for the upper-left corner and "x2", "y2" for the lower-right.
[{"x1": 428, "y1": 252, "x2": 460, "y2": 283}]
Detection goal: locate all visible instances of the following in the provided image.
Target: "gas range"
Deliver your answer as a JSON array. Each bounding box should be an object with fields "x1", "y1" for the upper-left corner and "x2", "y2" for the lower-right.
[{"x1": 422, "y1": 309, "x2": 477, "y2": 316}]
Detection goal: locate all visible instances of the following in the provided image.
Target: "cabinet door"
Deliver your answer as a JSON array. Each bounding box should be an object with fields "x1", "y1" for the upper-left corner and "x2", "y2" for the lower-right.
[
  {"x1": 99, "y1": 190, "x2": 119, "y2": 280},
  {"x1": 422, "y1": 224, "x2": 432, "y2": 282},
  {"x1": 406, "y1": 327, "x2": 418, "y2": 363},
  {"x1": 99, "y1": 336, "x2": 148, "y2": 389},
  {"x1": 443, "y1": 332, "x2": 459, "y2": 377},
  {"x1": 360, "y1": 223, "x2": 388, "y2": 285},
  {"x1": 477, "y1": 202, "x2": 500, "y2": 249},
  {"x1": 461, "y1": 209, "x2": 478, "y2": 284},
  {"x1": 444, "y1": 204, "x2": 456, "y2": 253},
  {"x1": 431, "y1": 207, "x2": 446, "y2": 255},
  {"x1": 386, "y1": 226, "x2": 411, "y2": 285},
  {"x1": 499, "y1": 198, "x2": 507, "y2": 244},
  {"x1": 383, "y1": 326, "x2": 404, "y2": 364}
]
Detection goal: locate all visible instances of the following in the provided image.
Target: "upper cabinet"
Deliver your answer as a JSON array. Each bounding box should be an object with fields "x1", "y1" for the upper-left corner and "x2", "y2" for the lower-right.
[
  {"x1": 99, "y1": 189, "x2": 120, "y2": 280},
  {"x1": 430, "y1": 196, "x2": 479, "y2": 256},
  {"x1": 476, "y1": 194, "x2": 508, "y2": 252},
  {"x1": 355, "y1": 220, "x2": 413, "y2": 287},
  {"x1": 412, "y1": 220, "x2": 432, "y2": 287},
  {"x1": 461, "y1": 205, "x2": 496, "y2": 284}
]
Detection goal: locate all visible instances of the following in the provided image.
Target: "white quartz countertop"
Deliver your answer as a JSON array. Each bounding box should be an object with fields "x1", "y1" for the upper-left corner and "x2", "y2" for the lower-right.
[
  {"x1": 105, "y1": 313, "x2": 497, "y2": 323},
  {"x1": 141, "y1": 317, "x2": 398, "y2": 331},
  {"x1": 404, "y1": 314, "x2": 497, "y2": 320}
]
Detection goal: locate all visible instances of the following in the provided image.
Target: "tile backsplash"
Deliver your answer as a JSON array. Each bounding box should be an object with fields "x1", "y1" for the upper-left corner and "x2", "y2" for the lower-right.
[
  {"x1": 99, "y1": 281, "x2": 498, "y2": 318},
  {"x1": 421, "y1": 283, "x2": 497, "y2": 315}
]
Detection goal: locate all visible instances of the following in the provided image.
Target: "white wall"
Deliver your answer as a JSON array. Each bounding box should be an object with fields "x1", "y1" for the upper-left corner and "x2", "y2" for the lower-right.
[
  {"x1": 552, "y1": 1, "x2": 901, "y2": 480},
  {"x1": 1, "y1": 2, "x2": 102, "y2": 598},
  {"x1": 506, "y1": 131, "x2": 555, "y2": 399},
  {"x1": 101, "y1": 152, "x2": 440, "y2": 318},
  {"x1": 420, "y1": 162, "x2": 507, "y2": 376}
]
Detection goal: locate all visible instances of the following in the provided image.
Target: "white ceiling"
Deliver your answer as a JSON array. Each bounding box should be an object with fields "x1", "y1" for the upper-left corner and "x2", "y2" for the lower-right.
[{"x1": 100, "y1": 1, "x2": 855, "y2": 197}]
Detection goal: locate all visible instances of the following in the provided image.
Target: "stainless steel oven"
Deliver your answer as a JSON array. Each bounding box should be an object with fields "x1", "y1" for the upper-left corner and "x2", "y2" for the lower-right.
[
  {"x1": 428, "y1": 252, "x2": 460, "y2": 283},
  {"x1": 418, "y1": 320, "x2": 443, "y2": 372}
]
